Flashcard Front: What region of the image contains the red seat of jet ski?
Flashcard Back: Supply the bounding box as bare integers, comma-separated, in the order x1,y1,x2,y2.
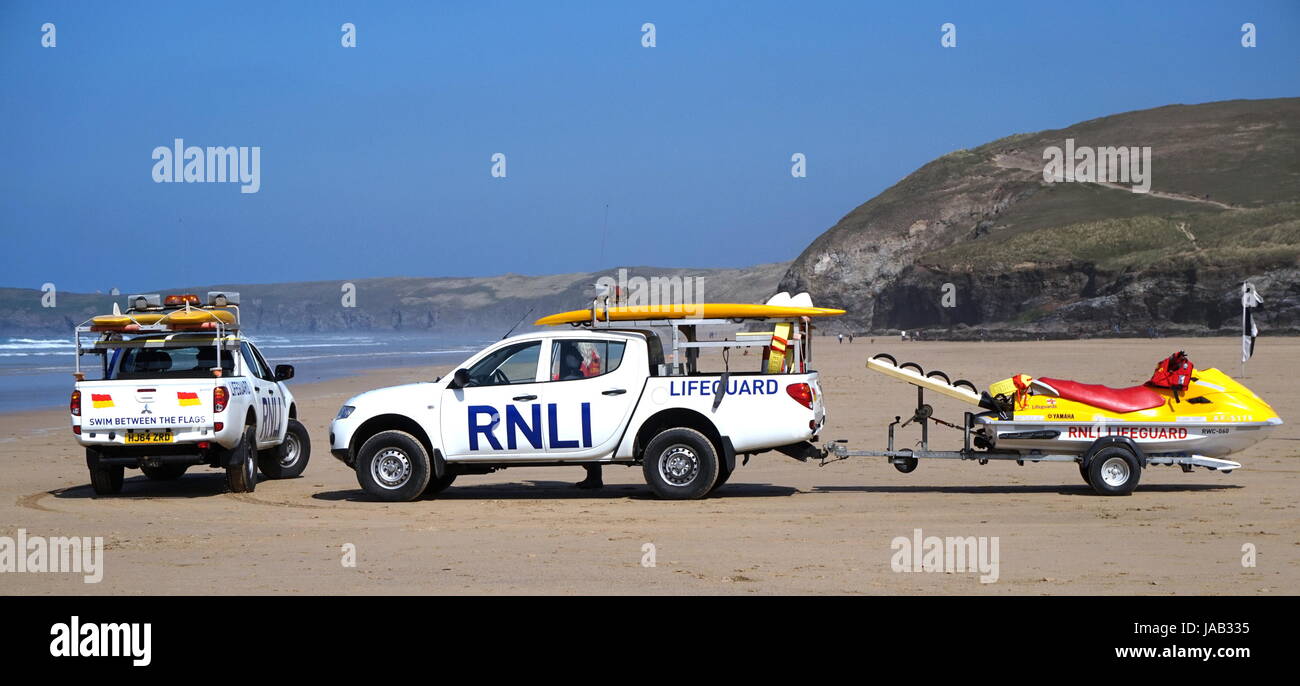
1034,378,1166,414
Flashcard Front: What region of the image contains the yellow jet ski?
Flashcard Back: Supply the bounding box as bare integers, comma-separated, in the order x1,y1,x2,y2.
829,351,1283,495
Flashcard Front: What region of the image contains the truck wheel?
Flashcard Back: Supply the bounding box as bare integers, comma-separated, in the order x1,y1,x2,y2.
141,464,187,480
86,449,124,495
642,428,719,500
356,430,431,501
1087,445,1141,496
709,458,733,493
422,472,457,496
1078,460,1090,484
226,425,258,493
258,418,311,479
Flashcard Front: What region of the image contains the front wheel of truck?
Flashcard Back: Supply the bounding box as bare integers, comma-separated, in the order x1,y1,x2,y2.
86,448,124,495
258,418,311,479
642,427,719,500
226,425,258,493
356,430,431,502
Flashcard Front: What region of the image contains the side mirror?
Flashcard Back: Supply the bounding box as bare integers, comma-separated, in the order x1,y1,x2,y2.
450,368,471,389
274,364,295,381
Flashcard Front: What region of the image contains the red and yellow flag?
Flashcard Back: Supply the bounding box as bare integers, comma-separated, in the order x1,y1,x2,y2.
91,393,114,409
177,391,201,407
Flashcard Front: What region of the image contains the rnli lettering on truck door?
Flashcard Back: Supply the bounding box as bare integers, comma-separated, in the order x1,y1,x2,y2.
467,403,592,451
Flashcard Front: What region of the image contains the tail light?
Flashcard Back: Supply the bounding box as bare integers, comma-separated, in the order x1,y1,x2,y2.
213,386,229,413
786,383,814,409
214,422,224,432
70,390,81,416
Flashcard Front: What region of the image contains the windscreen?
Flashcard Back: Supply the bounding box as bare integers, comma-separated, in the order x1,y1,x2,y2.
113,344,235,380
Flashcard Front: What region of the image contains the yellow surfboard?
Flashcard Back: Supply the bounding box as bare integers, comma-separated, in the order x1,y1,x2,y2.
535,303,845,326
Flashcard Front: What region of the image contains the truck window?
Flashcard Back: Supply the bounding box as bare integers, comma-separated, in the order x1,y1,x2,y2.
550,340,625,381
249,344,276,379
240,343,269,379
465,341,540,386
115,344,234,379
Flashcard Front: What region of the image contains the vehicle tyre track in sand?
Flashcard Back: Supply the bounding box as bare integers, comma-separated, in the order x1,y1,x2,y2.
225,491,331,510
17,489,62,513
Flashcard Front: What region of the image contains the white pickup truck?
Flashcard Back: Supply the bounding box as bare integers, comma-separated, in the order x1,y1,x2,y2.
71,293,310,495
330,310,832,501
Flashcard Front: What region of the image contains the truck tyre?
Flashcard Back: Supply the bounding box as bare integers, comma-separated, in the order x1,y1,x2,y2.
141,464,187,480
642,427,719,500
1087,445,1141,496
86,448,124,495
1078,460,1090,484
709,457,734,493
258,418,311,479
356,430,432,502
422,472,457,496
226,424,258,493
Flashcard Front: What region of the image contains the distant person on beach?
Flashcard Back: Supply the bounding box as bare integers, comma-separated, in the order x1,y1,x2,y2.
848,334,853,343
837,333,843,344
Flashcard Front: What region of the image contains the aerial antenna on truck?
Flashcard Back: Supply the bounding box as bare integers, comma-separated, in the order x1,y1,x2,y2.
501,307,535,340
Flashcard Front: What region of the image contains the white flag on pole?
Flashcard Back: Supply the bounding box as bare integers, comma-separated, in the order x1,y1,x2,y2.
1242,282,1263,363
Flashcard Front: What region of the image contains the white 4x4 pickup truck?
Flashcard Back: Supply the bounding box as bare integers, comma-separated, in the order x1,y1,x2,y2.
71,293,310,495
331,308,834,501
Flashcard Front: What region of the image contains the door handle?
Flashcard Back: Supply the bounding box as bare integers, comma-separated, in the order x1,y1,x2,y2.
602,389,627,396
513,394,538,402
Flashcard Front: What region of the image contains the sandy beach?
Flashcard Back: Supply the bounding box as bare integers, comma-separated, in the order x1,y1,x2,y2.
1,336,1296,595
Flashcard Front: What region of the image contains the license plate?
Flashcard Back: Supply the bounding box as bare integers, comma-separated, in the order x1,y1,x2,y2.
125,430,173,444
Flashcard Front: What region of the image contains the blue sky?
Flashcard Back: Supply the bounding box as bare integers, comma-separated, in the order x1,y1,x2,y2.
2,0,1297,292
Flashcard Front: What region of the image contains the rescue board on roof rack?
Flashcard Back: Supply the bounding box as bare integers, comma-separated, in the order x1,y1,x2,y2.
534,303,845,326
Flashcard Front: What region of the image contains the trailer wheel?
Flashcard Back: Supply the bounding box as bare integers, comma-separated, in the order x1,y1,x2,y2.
1078,460,1090,484
86,448,124,495
226,424,258,493
1087,445,1141,496
356,430,432,502
642,428,719,500
894,456,919,473
258,418,311,479
141,464,187,480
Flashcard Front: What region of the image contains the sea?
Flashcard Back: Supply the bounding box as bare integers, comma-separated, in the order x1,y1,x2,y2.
0,333,492,413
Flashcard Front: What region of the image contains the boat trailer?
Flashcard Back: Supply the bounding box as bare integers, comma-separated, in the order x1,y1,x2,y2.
818,355,1243,495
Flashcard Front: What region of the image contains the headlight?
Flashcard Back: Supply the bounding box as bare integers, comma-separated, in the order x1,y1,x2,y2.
336,405,356,419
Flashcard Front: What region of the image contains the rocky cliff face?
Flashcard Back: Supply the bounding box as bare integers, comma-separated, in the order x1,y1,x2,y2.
780,98,1300,338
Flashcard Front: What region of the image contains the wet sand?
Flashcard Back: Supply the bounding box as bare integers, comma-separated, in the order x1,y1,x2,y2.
1,337,1296,595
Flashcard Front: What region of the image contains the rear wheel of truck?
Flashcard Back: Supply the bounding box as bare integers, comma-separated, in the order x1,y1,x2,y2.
642,428,719,500
226,425,258,493
141,464,187,480
709,458,733,494
1087,445,1141,496
356,430,431,502
86,449,124,495
258,418,311,479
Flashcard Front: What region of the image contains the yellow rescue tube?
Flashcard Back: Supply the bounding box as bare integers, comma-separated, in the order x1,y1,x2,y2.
161,309,237,329
89,312,166,331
